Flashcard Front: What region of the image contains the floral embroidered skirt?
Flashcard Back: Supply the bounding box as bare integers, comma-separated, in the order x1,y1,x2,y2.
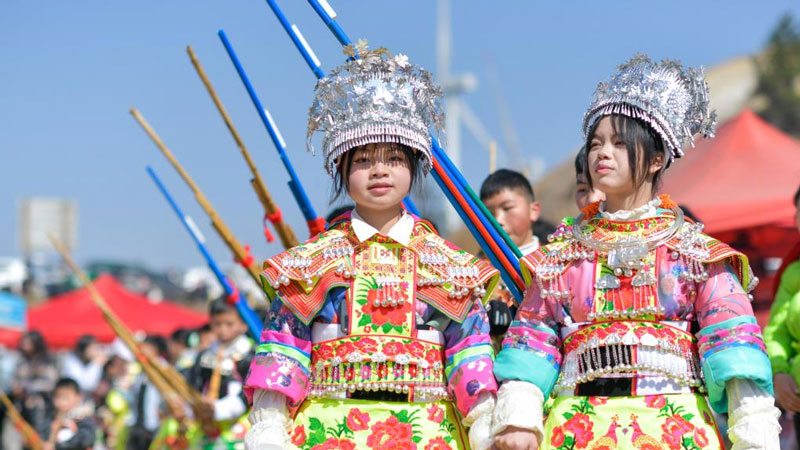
542,394,723,450
290,398,469,450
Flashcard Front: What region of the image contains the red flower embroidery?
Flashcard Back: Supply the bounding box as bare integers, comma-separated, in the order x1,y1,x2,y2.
335,341,356,359
588,397,608,406
315,344,334,360
661,415,695,450
644,395,666,409
425,349,441,364
367,289,382,304
383,341,405,357
426,404,444,424
363,300,411,327
550,425,565,447
346,408,370,431
291,425,306,446
606,322,629,335
592,327,609,339
405,341,426,358
355,338,378,353
605,283,634,311
633,326,651,339
424,437,452,450
659,326,677,340
563,413,595,449
312,437,357,450
693,427,710,448
367,416,417,450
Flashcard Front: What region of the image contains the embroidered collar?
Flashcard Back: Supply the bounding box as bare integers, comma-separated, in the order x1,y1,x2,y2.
351,209,414,246
599,197,661,221
519,236,540,256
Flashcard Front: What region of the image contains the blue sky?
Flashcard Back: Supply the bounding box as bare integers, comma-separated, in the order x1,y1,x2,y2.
1,1,798,269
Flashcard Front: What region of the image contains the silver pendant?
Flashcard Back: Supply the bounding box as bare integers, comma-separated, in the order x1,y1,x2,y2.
631,268,656,286
595,274,621,289
606,237,648,269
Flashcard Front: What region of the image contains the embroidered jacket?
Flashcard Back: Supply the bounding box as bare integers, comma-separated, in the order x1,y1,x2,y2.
494,196,772,413
244,214,500,416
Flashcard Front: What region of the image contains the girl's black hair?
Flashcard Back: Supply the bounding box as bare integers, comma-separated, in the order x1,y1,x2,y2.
75,334,97,358
583,114,666,195
574,146,588,180
20,330,50,361
331,144,423,202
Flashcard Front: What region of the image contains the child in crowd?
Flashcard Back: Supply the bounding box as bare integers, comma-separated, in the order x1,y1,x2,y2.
574,146,605,209
44,378,96,450
480,169,542,256
189,299,253,448
480,169,542,337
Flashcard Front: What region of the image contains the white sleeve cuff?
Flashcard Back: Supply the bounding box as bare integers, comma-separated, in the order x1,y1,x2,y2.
245,390,291,450
491,381,544,443
249,390,289,424
465,392,495,450
726,379,781,450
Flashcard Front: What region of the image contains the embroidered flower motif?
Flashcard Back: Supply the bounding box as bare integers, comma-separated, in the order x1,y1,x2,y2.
315,344,334,360
291,425,306,446
423,436,452,450
355,337,378,353
371,352,387,363
335,342,356,359
660,273,677,295
363,299,411,327
644,395,666,409
346,408,370,431
563,413,595,449
425,349,441,364
550,425,565,447
405,341,426,358
588,397,608,406
693,427,710,448
426,404,444,424
312,437,357,450
383,341,405,357
661,415,695,450
366,416,417,450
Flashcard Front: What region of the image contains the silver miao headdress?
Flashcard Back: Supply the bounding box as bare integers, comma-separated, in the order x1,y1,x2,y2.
583,54,717,165
307,40,445,176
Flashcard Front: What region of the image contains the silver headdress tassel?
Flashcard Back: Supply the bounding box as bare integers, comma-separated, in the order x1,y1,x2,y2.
307,40,445,176
583,55,717,165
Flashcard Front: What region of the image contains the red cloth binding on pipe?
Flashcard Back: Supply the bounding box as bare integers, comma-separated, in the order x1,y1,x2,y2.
262,214,275,243
236,244,256,269
307,217,327,237
226,281,240,306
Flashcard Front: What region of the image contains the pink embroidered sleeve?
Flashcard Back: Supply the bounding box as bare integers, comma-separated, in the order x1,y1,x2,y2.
443,298,497,415
694,260,754,327
693,260,772,413
493,280,562,398
244,297,312,409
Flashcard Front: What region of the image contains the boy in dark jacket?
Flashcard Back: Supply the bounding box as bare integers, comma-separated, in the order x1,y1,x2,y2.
44,378,96,450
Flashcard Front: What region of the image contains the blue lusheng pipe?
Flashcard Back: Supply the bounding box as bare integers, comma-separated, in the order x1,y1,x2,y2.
146,166,263,340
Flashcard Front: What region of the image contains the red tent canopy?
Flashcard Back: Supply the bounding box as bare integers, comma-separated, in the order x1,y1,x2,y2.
0,274,208,350
663,109,800,234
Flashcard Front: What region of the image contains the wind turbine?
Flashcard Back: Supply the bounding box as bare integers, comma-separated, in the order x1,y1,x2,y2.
435,0,509,232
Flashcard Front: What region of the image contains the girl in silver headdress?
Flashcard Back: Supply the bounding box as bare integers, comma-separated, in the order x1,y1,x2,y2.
243,42,499,450
491,55,781,450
